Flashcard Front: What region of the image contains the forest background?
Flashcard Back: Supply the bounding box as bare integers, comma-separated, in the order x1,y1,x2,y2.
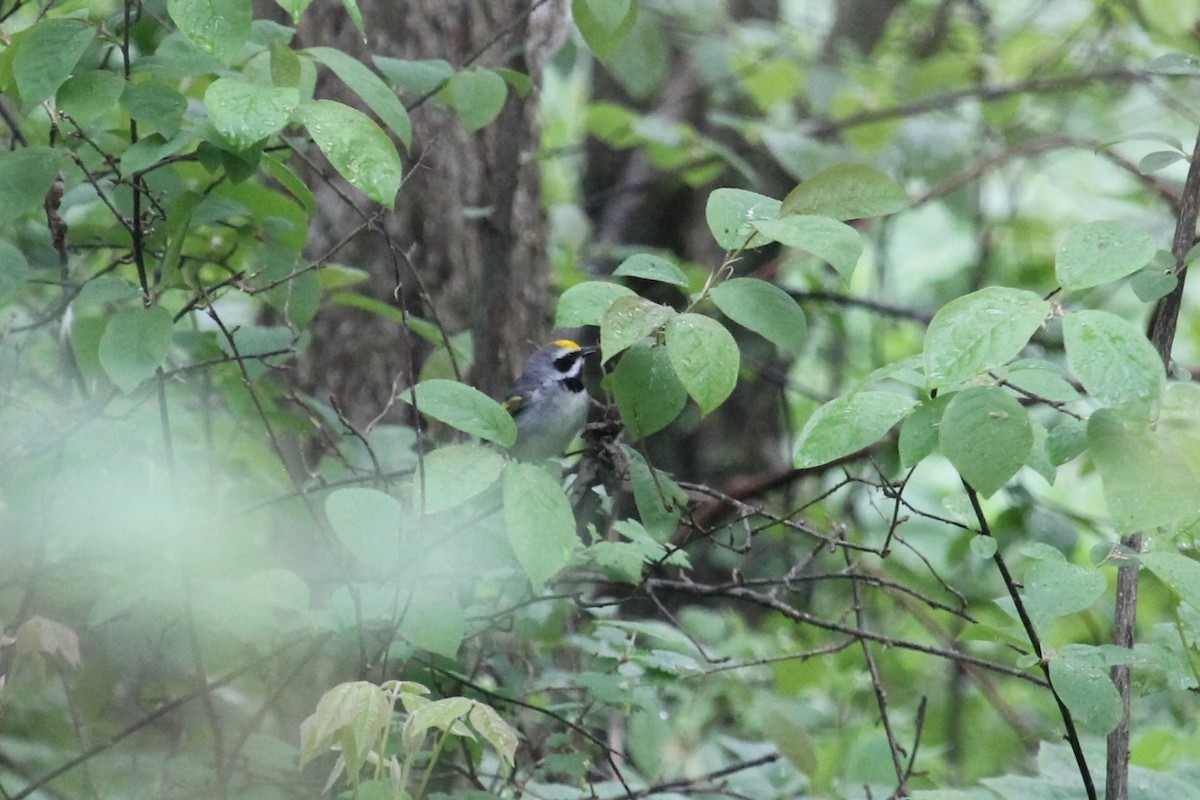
2,1,1200,799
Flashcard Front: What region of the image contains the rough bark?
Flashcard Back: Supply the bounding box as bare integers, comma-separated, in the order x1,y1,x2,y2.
285,0,564,424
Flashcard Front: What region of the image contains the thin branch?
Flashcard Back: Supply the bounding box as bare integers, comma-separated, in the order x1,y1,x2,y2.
844,547,907,793
422,661,635,798
792,290,933,325
807,69,1146,139
1147,121,1200,362
8,641,313,800
403,0,552,113
1108,106,1200,800
647,578,1048,685
898,698,928,796
630,753,780,798
962,481,1096,800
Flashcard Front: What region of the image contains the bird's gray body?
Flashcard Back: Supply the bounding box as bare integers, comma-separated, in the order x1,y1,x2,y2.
504,340,593,461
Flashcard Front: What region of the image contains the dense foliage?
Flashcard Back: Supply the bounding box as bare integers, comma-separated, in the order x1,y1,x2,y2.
2,2,1200,800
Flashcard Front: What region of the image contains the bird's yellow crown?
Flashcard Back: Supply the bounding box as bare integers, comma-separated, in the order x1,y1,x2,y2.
551,339,582,350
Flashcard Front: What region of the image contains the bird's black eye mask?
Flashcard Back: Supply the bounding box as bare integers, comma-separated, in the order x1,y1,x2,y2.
554,352,579,373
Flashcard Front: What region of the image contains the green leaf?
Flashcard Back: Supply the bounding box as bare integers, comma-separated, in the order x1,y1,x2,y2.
1024,560,1106,619
602,9,669,100
1027,420,1055,487
401,379,516,447
583,0,631,31
1149,53,1200,75
572,0,637,59
1055,220,1156,291
13,19,96,109
440,68,508,133
1139,150,1186,174
13,616,81,666
98,306,174,393
274,0,313,23
614,518,690,569
970,536,998,559
298,99,403,208
503,462,578,589
0,147,66,226
166,0,252,64
608,342,687,438
57,70,125,126
621,445,687,542
373,56,453,96
751,215,863,278
120,131,198,175
122,83,187,139
709,277,806,356
1096,130,1185,152
269,39,303,87
1130,267,1178,303
587,541,647,584
299,681,390,770
780,163,909,220
261,153,317,214
324,487,402,568
1138,552,1200,612
761,706,818,777
340,0,365,40
305,47,411,148
1049,655,1122,736
1046,416,1088,466
1033,422,1065,484
939,387,1032,498
0,240,30,302
600,295,675,360
492,67,532,97
1087,409,1200,534
898,394,949,469
205,79,299,150
213,324,295,371
705,188,781,250
794,391,914,468
613,253,688,286
999,361,1080,403
585,102,638,147
665,313,740,415
924,287,1049,389
556,281,637,328
468,702,519,768
742,59,805,111
157,191,200,290
1064,310,1165,418
74,275,141,309
402,697,473,753
398,584,465,658
419,444,505,514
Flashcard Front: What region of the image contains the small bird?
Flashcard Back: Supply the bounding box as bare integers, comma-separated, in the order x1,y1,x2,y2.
502,339,597,461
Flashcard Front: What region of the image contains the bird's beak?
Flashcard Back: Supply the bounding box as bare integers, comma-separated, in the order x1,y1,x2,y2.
579,345,600,357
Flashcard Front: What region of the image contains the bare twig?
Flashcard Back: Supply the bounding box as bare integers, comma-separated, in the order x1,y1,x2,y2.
808,69,1146,139
962,482,1096,800
8,640,318,800
648,578,1049,686
844,547,908,794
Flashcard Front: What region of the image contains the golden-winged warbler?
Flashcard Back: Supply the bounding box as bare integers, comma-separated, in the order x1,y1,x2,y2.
502,339,597,461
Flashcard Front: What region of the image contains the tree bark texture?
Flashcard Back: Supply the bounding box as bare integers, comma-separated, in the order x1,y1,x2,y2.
286,0,565,423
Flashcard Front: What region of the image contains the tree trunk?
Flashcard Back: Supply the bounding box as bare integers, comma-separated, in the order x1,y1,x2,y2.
287,0,564,424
